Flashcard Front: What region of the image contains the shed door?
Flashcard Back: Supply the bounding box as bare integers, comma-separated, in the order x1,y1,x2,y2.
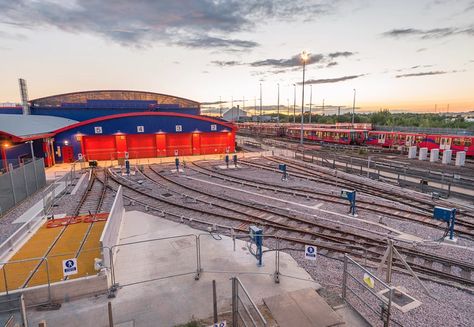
127,134,156,159
83,136,117,161
200,133,228,154
166,134,193,156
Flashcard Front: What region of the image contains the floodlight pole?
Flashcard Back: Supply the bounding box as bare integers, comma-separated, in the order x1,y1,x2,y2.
293,84,296,123
309,85,312,124
352,88,356,125
277,83,280,126
300,51,307,145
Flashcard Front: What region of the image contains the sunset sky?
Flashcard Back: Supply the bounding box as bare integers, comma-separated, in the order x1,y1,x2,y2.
0,0,473,114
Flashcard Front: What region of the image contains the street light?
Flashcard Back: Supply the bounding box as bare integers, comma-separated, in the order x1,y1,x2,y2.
309,84,313,124
293,83,296,124
352,88,356,125
259,83,263,124
277,83,280,126
300,51,308,145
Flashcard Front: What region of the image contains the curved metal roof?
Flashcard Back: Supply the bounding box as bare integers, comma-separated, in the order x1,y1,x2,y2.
0,114,78,141
30,90,200,108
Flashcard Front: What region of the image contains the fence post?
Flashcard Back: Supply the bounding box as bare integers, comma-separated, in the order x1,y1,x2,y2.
274,238,280,283
342,255,348,300
3,265,9,295
212,280,218,323
23,165,30,196
20,294,28,327
232,277,238,327
108,302,114,327
9,169,17,204
33,158,39,190
45,258,52,303
195,236,201,280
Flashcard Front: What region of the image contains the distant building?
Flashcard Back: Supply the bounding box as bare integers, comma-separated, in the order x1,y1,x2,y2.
223,106,247,122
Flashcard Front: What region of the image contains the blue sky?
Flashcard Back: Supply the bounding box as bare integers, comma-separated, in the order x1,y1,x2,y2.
0,0,473,113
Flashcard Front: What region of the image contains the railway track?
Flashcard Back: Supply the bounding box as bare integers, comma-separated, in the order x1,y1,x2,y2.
264,156,474,218
100,164,474,291
243,156,474,229
22,169,109,287
188,160,474,239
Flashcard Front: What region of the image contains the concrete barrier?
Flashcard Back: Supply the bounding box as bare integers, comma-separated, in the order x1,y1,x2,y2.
430,149,439,162
419,148,428,161
99,186,124,270
442,149,452,164
21,274,108,306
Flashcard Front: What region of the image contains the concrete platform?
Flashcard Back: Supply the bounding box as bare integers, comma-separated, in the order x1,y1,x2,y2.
264,288,344,327
28,211,321,327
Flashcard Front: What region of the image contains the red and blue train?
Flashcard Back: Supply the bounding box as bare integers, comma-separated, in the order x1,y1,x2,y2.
237,123,474,156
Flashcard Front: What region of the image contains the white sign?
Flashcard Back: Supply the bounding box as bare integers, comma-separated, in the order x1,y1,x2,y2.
137,125,144,133
208,321,226,327
78,153,83,160
175,125,183,132
304,245,317,261
211,124,217,131
62,258,78,276
94,126,103,134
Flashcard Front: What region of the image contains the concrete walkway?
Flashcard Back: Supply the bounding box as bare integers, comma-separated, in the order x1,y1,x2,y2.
27,211,321,327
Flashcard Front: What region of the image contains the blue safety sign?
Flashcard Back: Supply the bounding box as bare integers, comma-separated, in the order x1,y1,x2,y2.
62,258,78,276
304,245,317,261
208,321,226,327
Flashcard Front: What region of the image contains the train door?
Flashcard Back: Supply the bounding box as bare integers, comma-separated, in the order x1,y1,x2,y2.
440,137,451,150
378,133,386,144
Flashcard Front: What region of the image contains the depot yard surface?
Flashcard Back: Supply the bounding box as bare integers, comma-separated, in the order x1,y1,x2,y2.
113,157,473,327
2,151,473,326
0,219,105,291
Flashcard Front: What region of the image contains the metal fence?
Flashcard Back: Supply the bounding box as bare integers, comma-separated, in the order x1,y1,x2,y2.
0,158,46,216
232,277,267,327
342,254,394,327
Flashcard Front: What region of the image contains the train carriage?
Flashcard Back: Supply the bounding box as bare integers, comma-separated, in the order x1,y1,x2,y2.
287,127,367,145
420,135,474,156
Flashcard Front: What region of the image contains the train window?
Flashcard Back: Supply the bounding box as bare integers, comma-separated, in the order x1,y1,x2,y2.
435,137,440,143
465,138,472,146
453,138,461,146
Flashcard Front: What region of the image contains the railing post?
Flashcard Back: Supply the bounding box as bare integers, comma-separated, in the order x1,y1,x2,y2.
3,264,9,295
45,258,52,303
195,235,201,280
342,254,348,300
274,238,280,283
232,277,238,327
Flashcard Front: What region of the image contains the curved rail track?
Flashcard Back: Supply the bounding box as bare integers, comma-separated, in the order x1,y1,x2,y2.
188,160,474,239
98,164,474,291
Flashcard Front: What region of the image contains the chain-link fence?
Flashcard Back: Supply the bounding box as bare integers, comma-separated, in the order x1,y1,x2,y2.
0,158,46,216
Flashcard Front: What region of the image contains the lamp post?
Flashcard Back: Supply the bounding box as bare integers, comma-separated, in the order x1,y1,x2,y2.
309,84,313,124
352,88,356,125
293,83,296,124
277,83,280,126
259,83,263,124
287,98,290,123
300,51,308,145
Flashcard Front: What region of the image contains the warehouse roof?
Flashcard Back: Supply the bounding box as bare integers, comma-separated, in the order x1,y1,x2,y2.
30,90,200,108
0,114,78,141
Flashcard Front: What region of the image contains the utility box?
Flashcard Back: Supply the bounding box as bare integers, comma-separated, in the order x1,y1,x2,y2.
442,149,452,164
433,206,455,223
408,146,417,159
430,148,439,162
455,151,466,167
419,147,428,161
